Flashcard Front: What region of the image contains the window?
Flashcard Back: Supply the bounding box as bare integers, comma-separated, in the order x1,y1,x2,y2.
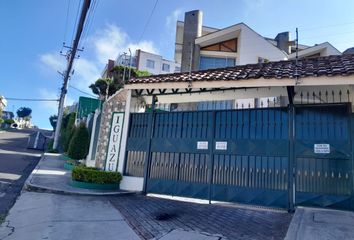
175,66,181,72
162,63,170,72
199,56,235,70
146,59,155,69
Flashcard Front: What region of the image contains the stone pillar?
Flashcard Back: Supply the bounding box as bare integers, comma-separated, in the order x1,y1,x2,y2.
180,10,203,72
117,90,132,173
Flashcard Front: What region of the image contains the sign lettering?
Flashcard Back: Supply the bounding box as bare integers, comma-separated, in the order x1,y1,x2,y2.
105,112,124,171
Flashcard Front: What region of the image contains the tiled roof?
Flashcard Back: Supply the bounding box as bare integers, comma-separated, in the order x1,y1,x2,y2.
127,54,354,84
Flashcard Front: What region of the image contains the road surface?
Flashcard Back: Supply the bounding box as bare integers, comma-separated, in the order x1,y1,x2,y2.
0,129,43,219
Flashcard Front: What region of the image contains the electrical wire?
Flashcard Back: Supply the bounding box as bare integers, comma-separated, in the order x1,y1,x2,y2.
80,0,99,48
5,98,59,102
63,0,71,45
71,0,83,45
137,0,159,43
69,85,98,98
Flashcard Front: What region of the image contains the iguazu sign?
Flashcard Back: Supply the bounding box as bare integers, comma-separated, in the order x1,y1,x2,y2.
105,112,124,171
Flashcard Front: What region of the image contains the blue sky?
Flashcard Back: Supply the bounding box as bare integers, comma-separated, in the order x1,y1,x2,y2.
1,0,354,129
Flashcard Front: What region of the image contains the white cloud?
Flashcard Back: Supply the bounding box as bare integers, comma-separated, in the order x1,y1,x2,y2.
38,88,74,115
166,9,182,29
242,0,265,8
39,53,66,72
38,23,159,105
91,24,158,64
72,58,101,89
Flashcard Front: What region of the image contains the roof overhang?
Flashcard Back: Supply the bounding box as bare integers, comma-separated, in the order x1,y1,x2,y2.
125,75,354,90
195,23,243,47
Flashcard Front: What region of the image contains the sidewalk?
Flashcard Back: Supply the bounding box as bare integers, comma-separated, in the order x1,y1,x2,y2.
24,153,134,196
0,192,140,240
285,207,354,240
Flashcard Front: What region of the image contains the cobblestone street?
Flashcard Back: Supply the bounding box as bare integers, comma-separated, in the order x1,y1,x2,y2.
109,195,293,240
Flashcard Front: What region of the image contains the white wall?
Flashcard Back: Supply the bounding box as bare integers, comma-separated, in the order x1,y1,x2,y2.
238,25,288,65
138,51,180,75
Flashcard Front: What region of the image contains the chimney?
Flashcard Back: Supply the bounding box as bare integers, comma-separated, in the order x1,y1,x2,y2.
181,10,203,72
275,32,291,54
107,59,115,78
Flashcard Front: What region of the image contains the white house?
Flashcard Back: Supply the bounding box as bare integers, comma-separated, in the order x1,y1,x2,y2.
176,10,341,72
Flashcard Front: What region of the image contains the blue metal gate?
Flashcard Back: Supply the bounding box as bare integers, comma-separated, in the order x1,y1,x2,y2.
124,104,353,210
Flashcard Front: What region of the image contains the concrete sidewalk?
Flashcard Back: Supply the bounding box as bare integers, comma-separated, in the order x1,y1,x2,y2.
24,153,135,196
285,207,354,240
0,192,140,240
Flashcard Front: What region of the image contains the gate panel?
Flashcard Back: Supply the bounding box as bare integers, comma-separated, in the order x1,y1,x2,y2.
295,104,353,209
124,113,152,177
211,108,289,208
146,111,212,199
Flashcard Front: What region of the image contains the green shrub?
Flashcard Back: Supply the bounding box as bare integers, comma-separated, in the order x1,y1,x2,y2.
60,112,76,152
72,166,122,184
4,119,15,125
67,122,90,160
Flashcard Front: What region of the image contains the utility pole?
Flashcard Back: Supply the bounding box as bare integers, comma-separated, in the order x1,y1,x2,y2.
53,0,91,150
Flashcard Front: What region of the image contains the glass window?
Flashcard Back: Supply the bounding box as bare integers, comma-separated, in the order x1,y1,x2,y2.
162,63,170,72
199,56,236,70
175,66,181,72
146,59,155,69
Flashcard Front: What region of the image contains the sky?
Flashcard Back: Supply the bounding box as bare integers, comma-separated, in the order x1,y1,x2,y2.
1,0,354,129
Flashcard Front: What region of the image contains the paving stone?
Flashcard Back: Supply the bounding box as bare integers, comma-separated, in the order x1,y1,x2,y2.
109,195,293,240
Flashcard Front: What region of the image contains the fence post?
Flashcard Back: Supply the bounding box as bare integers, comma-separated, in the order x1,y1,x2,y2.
208,111,216,204
142,95,157,193
288,104,295,212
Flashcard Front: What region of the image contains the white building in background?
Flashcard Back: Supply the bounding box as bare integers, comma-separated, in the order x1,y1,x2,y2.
114,50,181,75
176,10,341,72
0,96,7,111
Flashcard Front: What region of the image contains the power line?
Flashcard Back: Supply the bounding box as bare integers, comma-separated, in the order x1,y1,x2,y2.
300,20,354,32
5,98,59,102
137,0,159,43
80,0,99,48
71,0,83,45
63,0,71,44
69,85,97,98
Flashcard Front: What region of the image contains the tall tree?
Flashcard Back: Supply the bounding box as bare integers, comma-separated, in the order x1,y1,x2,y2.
17,107,32,118
49,115,58,130
89,66,150,99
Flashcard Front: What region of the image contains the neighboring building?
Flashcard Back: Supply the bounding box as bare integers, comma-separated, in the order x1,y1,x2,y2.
175,10,341,72
343,47,354,55
133,50,181,75
102,50,181,78
76,96,101,123
0,96,7,111
2,111,14,120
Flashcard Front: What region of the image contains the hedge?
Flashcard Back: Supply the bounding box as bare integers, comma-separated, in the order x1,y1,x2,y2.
67,122,90,160
72,166,122,184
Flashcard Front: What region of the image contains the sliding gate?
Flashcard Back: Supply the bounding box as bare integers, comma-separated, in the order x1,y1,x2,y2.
125,108,290,208
124,104,353,210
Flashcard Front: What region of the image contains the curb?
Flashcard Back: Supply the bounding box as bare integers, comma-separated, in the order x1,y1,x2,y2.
23,153,139,197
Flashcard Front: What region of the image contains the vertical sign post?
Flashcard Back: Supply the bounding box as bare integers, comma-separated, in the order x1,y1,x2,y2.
105,112,125,171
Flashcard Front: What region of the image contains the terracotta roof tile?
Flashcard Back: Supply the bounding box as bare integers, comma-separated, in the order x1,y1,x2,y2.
127,54,354,84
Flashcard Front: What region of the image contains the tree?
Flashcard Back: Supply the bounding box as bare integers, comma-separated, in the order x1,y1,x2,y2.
49,115,58,130
60,112,76,152
89,66,151,99
67,122,90,160
17,107,32,118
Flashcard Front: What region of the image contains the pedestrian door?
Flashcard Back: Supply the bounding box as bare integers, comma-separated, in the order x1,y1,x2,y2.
294,104,353,210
